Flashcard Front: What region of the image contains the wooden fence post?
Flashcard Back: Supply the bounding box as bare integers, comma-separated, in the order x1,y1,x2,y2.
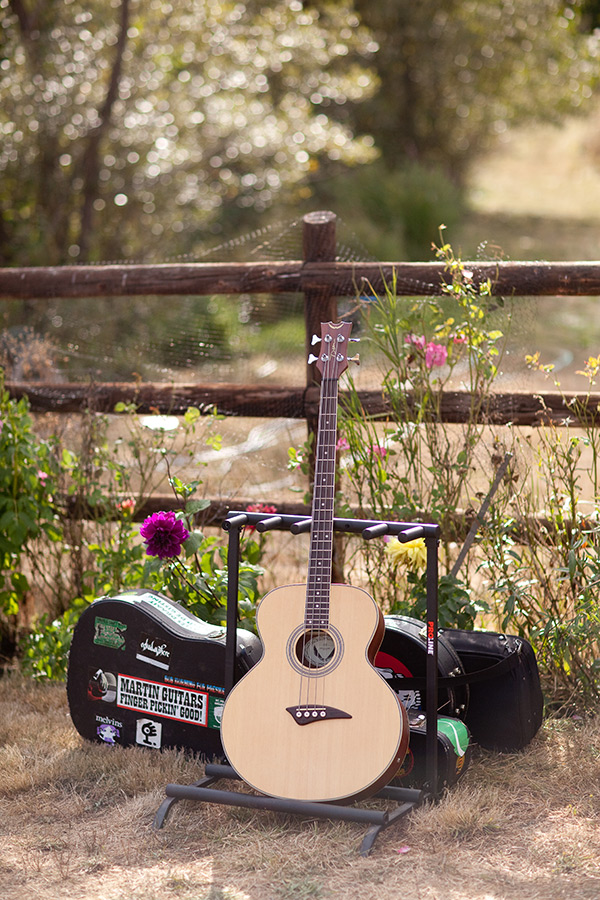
302,210,345,581
302,210,338,463
302,211,338,389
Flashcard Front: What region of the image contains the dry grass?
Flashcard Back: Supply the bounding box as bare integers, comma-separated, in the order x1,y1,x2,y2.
1,673,600,900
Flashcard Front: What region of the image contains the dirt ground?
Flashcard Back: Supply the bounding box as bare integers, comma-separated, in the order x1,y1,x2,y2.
1,674,600,900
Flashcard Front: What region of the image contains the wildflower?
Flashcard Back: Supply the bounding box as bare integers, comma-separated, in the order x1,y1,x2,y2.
576,355,600,384
336,436,350,452
425,342,448,369
140,510,189,559
37,470,49,485
525,352,554,374
385,537,427,572
117,498,136,517
246,503,277,515
370,443,388,460
405,333,426,351
245,502,277,532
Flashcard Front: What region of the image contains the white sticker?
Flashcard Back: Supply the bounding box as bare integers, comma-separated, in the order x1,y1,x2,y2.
136,718,162,749
117,674,208,726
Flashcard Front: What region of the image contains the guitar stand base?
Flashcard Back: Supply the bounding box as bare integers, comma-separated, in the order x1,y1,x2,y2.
152,764,431,857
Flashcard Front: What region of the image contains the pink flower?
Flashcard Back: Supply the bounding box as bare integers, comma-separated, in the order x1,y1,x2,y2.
370,443,388,460
140,511,189,559
405,333,426,350
37,470,49,485
336,436,350,451
245,502,277,532
246,503,277,515
117,498,136,516
425,342,448,369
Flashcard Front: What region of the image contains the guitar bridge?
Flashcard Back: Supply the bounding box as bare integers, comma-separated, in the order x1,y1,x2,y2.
286,705,352,725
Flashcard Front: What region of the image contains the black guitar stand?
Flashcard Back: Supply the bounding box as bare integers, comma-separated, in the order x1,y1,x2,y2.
153,512,441,856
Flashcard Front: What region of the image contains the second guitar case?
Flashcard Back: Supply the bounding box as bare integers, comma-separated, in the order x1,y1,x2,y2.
378,615,543,752
439,627,544,751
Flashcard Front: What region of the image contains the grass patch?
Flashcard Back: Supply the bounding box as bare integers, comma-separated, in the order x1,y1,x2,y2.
2,673,600,900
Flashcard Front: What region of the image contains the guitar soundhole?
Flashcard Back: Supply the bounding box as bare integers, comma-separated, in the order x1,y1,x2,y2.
286,624,344,676
293,629,340,671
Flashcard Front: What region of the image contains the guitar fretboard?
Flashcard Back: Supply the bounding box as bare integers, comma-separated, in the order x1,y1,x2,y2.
306,375,338,628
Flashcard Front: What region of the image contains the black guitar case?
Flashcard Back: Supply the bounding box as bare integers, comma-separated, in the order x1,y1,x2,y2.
439,627,544,751
395,714,472,792
375,615,470,720
379,615,543,752
66,589,262,757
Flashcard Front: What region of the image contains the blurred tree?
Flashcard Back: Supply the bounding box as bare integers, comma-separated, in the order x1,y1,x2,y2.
352,0,600,183
580,0,600,30
0,0,378,264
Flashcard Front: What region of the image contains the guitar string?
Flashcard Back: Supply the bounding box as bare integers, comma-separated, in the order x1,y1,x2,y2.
299,331,341,714
300,334,328,710
299,340,330,711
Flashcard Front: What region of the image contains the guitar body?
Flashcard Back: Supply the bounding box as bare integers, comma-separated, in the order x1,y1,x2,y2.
221,582,409,803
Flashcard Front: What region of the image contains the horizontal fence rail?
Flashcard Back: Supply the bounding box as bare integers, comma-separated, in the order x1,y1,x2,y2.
5,382,600,427
3,260,600,299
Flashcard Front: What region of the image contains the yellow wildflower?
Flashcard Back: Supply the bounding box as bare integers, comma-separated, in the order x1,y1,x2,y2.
385,537,427,572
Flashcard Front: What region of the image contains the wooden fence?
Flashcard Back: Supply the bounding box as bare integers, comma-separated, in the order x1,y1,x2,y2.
2,209,600,524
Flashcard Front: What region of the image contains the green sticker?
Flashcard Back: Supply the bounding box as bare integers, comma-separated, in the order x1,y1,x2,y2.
208,696,224,729
437,717,469,757
94,617,127,650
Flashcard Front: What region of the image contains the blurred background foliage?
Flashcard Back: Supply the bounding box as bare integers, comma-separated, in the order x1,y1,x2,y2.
2,0,600,266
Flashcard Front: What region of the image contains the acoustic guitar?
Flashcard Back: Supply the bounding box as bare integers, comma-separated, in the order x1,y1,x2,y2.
220,321,408,803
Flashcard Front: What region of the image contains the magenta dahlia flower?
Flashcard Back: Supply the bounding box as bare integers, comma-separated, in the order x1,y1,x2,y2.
140,511,189,559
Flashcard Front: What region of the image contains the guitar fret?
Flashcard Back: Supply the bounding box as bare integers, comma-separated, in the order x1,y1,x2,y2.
303,333,351,630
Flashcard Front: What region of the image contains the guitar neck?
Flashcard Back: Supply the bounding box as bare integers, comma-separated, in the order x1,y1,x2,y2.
306,375,339,628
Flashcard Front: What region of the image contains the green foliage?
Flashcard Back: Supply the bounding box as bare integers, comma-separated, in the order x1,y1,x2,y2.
142,517,264,632
316,161,465,260
0,394,229,678
341,232,506,528
387,572,478,630
0,379,60,624
288,236,510,628
21,599,89,682
17,418,268,680
328,241,600,701
478,358,600,707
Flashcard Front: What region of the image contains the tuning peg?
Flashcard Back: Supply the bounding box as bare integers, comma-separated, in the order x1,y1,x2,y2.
349,337,360,342
308,353,319,364
349,354,360,365
311,334,321,345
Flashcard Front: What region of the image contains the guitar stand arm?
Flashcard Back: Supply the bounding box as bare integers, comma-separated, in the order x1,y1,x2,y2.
154,512,441,856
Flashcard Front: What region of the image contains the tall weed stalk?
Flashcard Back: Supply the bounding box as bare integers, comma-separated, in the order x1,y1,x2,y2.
337,236,512,626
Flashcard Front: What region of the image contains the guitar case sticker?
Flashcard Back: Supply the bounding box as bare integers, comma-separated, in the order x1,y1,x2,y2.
136,718,162,749
117,674,208,725
97,722,121,744
394,715,472,792
93,617,127,650
135,633,172,670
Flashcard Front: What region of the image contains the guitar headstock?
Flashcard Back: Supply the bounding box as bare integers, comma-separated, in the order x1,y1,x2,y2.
309,321,353,379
